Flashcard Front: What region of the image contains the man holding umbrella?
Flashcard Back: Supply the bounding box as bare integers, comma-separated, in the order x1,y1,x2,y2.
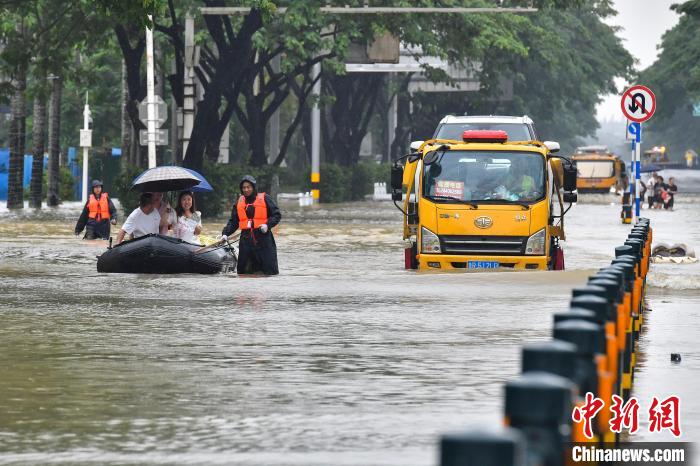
220,175,281,275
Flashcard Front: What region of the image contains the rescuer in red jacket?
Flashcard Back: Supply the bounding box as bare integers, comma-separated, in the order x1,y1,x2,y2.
74,180,117,240
221,175,281,275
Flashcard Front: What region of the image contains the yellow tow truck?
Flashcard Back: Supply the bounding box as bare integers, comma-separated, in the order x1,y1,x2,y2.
390,130,578,271
571,146,625,194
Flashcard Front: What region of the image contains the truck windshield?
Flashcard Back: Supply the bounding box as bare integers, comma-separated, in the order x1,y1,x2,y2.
423,151,545,203
576,160,614,178
434,123,532,142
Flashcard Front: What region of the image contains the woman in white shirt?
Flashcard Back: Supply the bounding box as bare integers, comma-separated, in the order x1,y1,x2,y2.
116,192,161,244
173,191,203,244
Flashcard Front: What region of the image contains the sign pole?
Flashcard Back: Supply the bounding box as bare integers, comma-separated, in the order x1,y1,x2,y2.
634,126,641,219
80,92,92,205
146,14,157,168
620,85,656,223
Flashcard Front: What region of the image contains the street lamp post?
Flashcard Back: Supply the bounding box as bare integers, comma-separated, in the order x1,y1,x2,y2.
79,93,92,204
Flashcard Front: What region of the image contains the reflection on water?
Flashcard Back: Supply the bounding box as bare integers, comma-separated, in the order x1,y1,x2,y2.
1,172,699,465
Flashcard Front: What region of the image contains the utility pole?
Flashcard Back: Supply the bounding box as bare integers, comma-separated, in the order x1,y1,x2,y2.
80,92,92,204
310,62,321,202
145,14,157,168
182,13,196,157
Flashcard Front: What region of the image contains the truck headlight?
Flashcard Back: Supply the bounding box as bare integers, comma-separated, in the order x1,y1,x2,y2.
421,226,441,253
525,228,546,255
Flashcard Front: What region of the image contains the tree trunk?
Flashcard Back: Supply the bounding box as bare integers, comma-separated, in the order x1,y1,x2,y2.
30,97,47,208
323,73,384,167
7,66,27,210
121,60,132,165
183,10,263,172
390,75,413,161
114,25,147,169
248,122,267,167
47,76,62,207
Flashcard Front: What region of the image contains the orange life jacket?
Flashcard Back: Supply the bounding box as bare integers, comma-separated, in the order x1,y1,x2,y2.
87,193,111,221
237,193,268,230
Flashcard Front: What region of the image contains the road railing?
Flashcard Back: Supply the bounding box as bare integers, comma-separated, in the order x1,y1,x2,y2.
440,217,653,466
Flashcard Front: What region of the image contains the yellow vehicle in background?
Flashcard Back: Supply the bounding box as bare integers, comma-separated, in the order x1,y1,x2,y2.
391,130,578,271
571,146,625,193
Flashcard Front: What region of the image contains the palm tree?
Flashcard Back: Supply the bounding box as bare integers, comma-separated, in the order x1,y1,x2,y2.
29,96,46,208
7,64,26,210
46,74,61,207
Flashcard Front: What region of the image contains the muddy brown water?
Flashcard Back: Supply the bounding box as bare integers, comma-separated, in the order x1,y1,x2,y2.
1,175,699,464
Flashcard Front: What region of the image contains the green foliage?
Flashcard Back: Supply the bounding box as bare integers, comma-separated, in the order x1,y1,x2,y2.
311,162,391,203
112,162,142,214
22,166,73,202
481,4,633,152
639,1,700,156
402,2,633,155
197,162,283,218
30,166,76,202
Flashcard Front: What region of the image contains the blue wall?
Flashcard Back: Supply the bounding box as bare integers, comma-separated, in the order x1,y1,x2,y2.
0,149,50,200
0,148,8,200
1,148,122,201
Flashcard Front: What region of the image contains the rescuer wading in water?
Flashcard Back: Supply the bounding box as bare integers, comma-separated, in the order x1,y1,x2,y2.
220,175,281,275
74,180,117,239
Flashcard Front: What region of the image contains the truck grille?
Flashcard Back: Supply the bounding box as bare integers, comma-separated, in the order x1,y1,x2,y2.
439,235,527,255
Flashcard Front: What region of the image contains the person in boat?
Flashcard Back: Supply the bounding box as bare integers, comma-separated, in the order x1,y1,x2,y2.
151,192,175,235
173,191,203,244
116,192,161,244
74,179,117,240
220,175,281,275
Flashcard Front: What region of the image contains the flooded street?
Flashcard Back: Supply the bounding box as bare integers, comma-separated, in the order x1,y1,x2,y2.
1,170,699,465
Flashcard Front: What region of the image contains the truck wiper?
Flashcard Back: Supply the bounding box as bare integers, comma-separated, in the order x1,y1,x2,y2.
474,199,530,210
426,195,478,209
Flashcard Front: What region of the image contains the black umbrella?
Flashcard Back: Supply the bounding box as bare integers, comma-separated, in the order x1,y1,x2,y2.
131,166,201,192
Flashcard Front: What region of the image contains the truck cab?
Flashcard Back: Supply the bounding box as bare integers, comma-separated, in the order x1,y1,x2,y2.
392,130,577,271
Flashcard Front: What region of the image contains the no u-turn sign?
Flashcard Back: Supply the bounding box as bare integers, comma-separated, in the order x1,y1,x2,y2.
621,85,656,123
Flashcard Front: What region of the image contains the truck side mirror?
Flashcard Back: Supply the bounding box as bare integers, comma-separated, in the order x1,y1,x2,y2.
407,152,421,163
391,164,403,201
563,161,577,192
563,192,578,204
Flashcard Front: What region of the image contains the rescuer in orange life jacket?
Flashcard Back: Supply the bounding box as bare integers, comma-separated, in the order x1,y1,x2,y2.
220,175,281,275
74,179,118,240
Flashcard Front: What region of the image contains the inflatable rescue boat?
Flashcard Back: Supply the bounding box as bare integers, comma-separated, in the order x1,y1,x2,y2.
97,234,236,274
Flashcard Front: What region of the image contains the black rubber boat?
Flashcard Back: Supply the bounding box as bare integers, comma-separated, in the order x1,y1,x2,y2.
97,234,236,274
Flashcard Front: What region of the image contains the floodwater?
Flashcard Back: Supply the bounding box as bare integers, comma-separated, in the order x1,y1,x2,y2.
0,170,698,465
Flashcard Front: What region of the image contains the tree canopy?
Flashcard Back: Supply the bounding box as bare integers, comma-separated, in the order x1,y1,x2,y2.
639,0,700,158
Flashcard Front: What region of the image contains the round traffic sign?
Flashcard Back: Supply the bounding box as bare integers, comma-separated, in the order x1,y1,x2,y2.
620,85,656,123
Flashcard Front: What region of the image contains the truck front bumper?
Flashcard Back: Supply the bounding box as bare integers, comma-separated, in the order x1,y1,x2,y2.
418,254,549,271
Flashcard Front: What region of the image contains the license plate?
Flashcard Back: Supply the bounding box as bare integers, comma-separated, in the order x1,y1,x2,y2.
468,260,500,269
